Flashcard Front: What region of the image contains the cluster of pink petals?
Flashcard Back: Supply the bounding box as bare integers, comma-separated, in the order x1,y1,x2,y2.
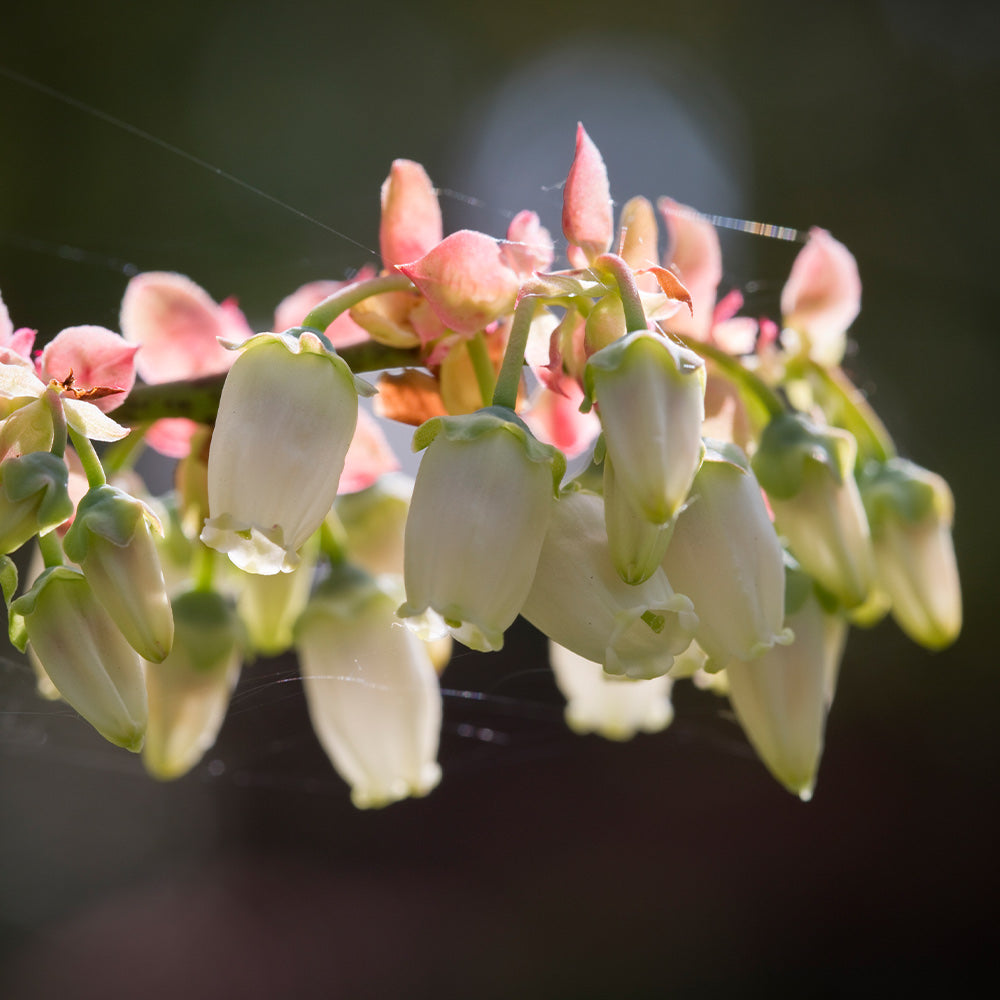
780,227,861,366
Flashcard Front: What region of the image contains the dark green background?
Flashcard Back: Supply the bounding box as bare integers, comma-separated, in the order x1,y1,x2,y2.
1,1,997,996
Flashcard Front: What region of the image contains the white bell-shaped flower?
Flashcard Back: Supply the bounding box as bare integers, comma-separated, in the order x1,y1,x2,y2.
201,331,373,575
521,489,697,679
63,484,174,662
398,408,564,652
584,330,705,526
297,568,443,808
725,566,848,800
12,567,147,751
143,590,243,780
549,641,674,741
662,442,791,670
752,413,875,608
861,458,961,649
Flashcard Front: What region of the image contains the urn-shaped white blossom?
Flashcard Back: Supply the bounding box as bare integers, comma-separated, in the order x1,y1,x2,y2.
297,567,442,808
549,641,674,741
661,442,791,670
11,567,148,751
584,330,705,528
725,565,848,800
752,413,875,608
143,590,243,780
861,458,961,650
398,408,564,652
63,484,174,662
201,332,373,575
521,489,697,679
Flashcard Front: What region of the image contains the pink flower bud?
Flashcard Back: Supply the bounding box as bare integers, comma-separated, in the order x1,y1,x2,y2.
501,211,554,276
379,160,443,268
780,228,861,366
562,124,613,262
397,230,520,337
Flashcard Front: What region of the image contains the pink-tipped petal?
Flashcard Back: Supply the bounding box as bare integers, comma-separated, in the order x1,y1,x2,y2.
659,198,722,339
39,326,139,413
273,276,372,348
0,292,13,344
338,409,400,494
380,160,443,269
502,211,554,277
562,124,613,261
780,228,861,365
120,272,248,383
397,230,520,337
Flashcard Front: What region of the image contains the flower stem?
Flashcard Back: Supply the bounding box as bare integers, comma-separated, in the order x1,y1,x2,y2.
467,333,496,407
594,253,647,332
191,541,216,593
42,389,67,459
492,296,538,411
301,273,415,332
319,513,349,566
38,530,64,569
68,428,107,488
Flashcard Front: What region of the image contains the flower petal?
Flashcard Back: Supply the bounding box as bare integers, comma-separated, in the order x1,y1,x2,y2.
39,325,138,412
120,272,250,383
379,160,443,269
562,123,613,261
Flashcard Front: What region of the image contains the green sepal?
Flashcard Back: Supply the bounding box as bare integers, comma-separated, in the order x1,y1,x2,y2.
701,438,751,474
225,330,376,398
171,590,244,674
751,413,855,500
581,330,704,412
9,565,83,653
62,485,156,562
411,406,566,495
1,451,74,532
859,458,952,531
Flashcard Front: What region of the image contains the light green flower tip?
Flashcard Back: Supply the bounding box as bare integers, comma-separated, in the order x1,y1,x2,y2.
752,413,856,500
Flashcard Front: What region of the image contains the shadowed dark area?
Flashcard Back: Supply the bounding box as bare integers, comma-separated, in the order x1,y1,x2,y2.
1,1,997,996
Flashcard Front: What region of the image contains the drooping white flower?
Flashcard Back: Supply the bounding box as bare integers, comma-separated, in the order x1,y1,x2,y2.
861,458,961,650
398,408,564,653
661,442,791,670
143,590,243,780
200,331,374,575
12,567,147,751
752,413,875,608
62,485,174,662
549,641,674,741
725,565,848,800
521,489,697,679
297,568,442,808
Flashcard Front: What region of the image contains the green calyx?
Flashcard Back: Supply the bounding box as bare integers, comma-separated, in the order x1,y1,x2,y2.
171,590,243,673
581,330,704,413
8,565,85,652
62,485,158,561
751,413,855,500
0,452,74,533
234,331,376,399
412,406,566,495
859,458,952,532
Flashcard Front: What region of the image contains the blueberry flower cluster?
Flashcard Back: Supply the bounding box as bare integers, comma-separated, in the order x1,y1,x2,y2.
0,124,960,804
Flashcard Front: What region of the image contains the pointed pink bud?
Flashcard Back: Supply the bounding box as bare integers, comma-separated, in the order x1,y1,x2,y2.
119,272,252,383
38,326,138,413
338,409,400,494
562,124,613,262
659,198,722,339
501,211,554,276
380,160,443,268
274,272,374,348
780,228,861,366
397,230,520,337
